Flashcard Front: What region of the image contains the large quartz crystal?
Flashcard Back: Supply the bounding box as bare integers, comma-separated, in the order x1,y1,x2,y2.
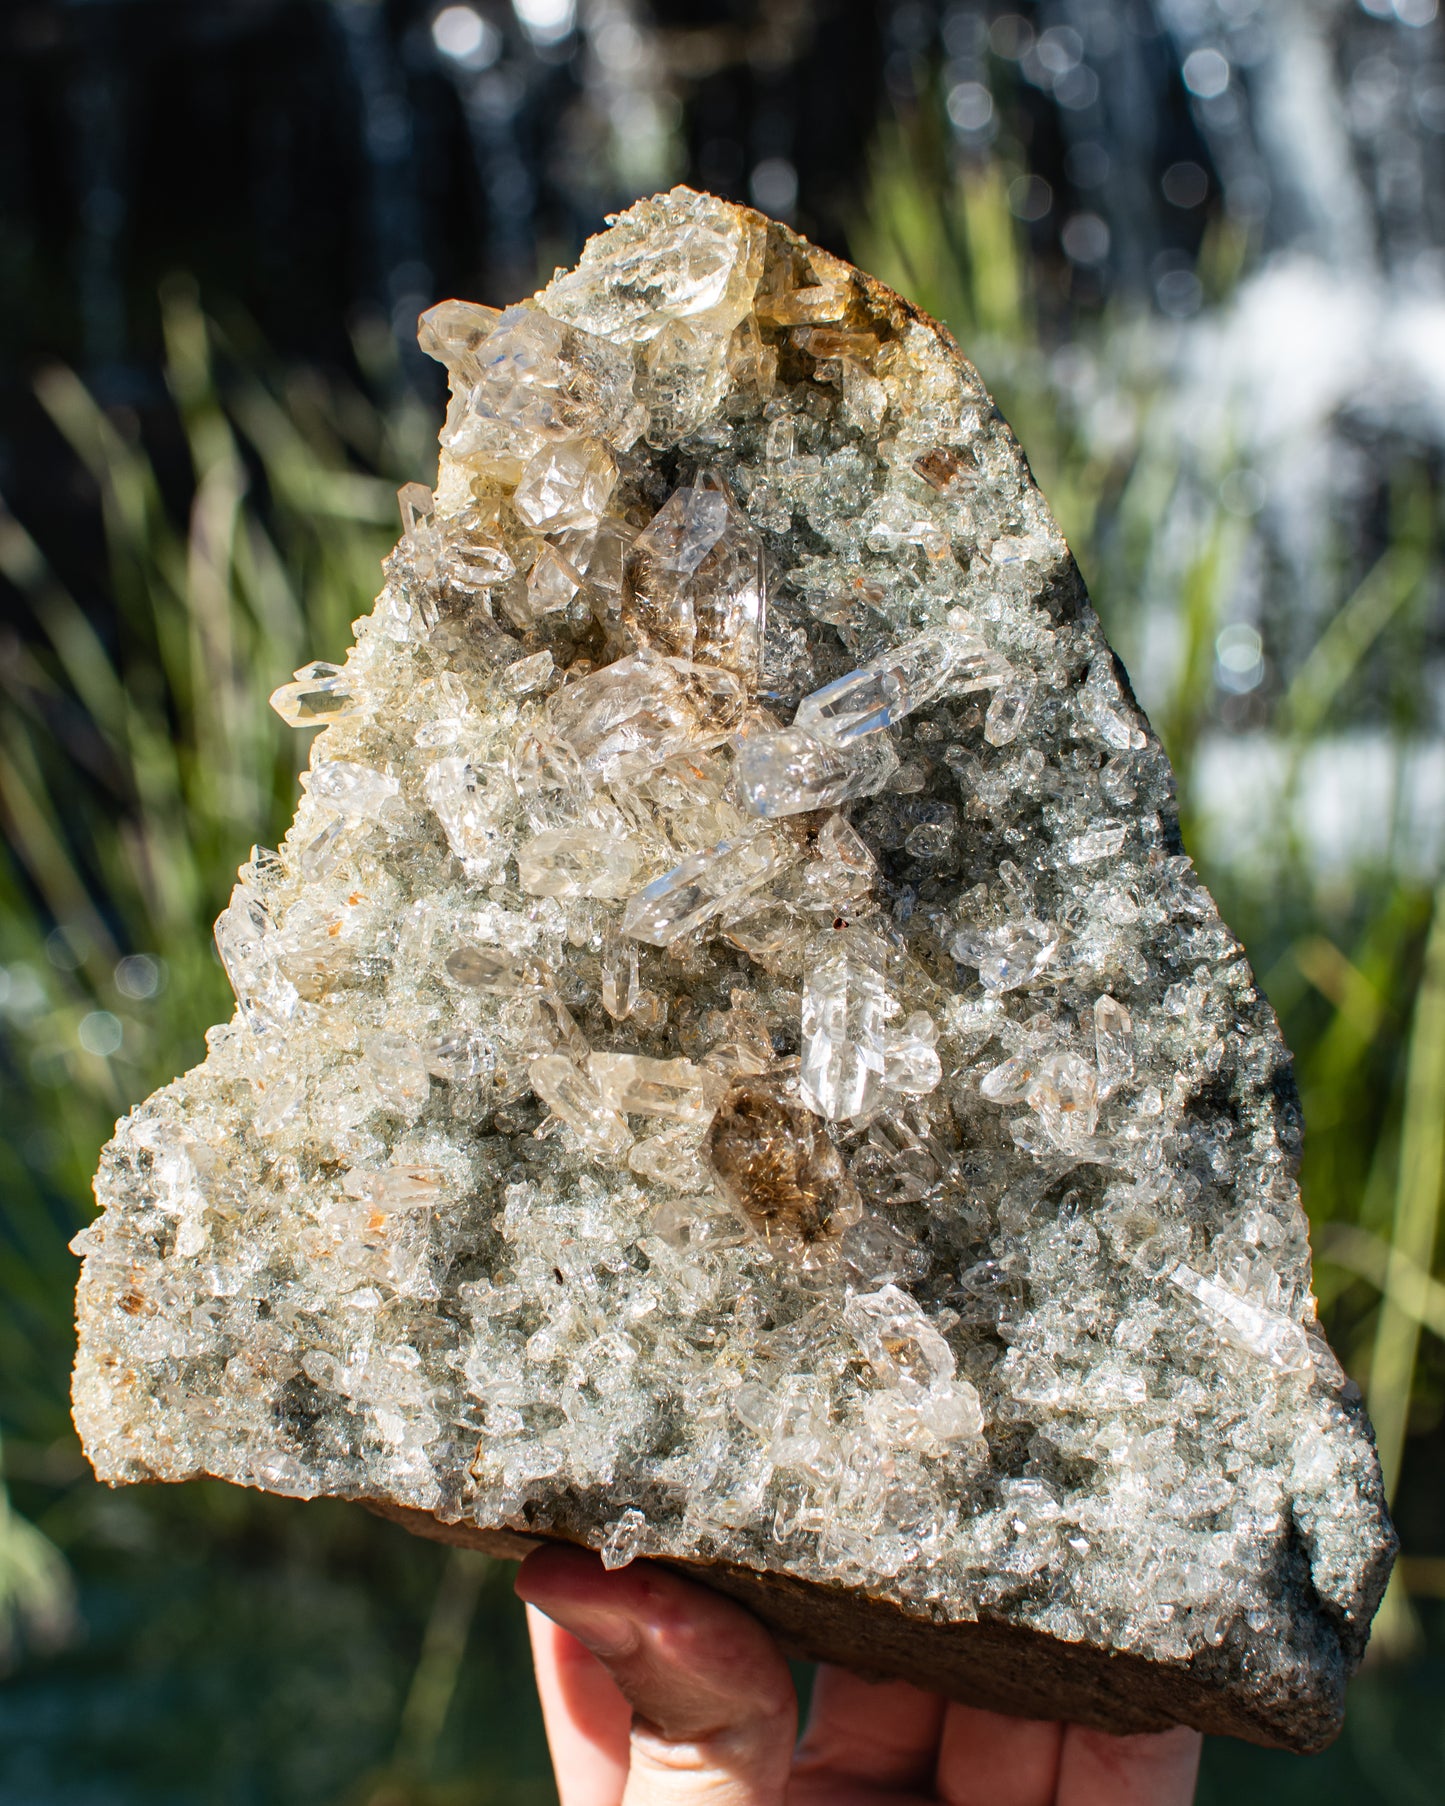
73,190,1394,1752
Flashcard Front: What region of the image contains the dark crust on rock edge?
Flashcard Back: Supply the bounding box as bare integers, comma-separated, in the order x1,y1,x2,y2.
363,1500,1343,1754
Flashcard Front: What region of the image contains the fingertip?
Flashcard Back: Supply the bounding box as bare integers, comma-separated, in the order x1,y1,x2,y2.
519,1543,788,1682
517,1546,644,1659
515,1542,676,1633
518,1541,796,1750
937,1700,1063,1806
1058,1721,1203,1806
515,1540,607,1603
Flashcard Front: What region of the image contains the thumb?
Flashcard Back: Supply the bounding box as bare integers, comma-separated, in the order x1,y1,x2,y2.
517,1544,798,1806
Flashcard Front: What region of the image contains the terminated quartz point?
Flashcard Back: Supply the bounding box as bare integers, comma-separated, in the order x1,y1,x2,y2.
73,190,1394,1753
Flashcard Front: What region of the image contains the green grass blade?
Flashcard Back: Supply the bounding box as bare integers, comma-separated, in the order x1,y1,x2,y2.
1368,883,1445,1503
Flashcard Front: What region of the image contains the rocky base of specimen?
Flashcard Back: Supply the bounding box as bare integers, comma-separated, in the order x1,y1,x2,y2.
368,1499,1359,1751
75,189,1393,1755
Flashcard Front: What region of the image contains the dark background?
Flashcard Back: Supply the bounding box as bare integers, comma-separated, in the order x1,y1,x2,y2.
0,0,1227,622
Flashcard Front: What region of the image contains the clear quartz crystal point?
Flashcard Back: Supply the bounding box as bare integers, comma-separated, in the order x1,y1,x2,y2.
621,828,796,946
733,725,899,819
1022,1051,1100,1152
541,189,759,343
526,545,583,617
1093,995,1135,1098
305,760,403,826
588,1053,728,1125
803,813,876,907
984,677,1037,747
600,925,639,1020
444,945,522,994
755,276,851,326
513,438,617,532
883,1012,942,1098
539,190,764,444
213,885,298,1033
949,919,1062,993
546,651,743,781
599,1508,649,1570
846,1285,959,1386
502,649,554,695
423,758,511,880
794,629,1005,745
425,303,638,463
799,940,891,1121
367,1033,431,1118
341,1162,447,1213
517,827,640,899
416,297,501,369
397,481,437,540
634,481,730,575
629,1123,708,1191
1169,1265,1314,1375
269,662,362,728
529,1054,632,1161
629,470,767,680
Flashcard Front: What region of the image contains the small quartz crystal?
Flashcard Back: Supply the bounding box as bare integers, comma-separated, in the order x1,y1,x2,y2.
621,829,796,946
1169,1264,1315,1375
588,1053,727,1125
733,725,900,818
798,940,890,1121
517,828,640,899
794,630,1006,745
546,651,742,781
444,945,523,993
628,470,767,680
270,661,363,728
513,438,617,533
529,1054,632,1161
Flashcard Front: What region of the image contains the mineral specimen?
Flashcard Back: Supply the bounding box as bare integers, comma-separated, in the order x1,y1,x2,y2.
72,189,1394,1752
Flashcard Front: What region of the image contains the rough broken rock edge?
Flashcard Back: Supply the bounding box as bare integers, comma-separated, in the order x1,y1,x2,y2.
72,189,1395,1753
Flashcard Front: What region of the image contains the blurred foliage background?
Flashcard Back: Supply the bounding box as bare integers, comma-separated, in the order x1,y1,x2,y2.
2,1,1444,1800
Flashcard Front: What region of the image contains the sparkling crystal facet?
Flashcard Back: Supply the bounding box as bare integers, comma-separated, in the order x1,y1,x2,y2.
621,829,796,946
733,726,900,818
799,943,891,1121
794,630,1007,745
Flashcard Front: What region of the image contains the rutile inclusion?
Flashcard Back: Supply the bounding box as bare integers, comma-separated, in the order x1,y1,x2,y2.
73,189,1393,1752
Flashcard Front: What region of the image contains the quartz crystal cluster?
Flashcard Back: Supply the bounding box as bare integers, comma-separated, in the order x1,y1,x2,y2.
73,191,1393,1750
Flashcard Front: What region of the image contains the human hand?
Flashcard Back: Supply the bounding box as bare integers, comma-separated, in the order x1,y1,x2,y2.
517,1545,1202,1806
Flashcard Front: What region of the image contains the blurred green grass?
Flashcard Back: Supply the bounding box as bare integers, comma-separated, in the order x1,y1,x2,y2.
0,127,1441,1801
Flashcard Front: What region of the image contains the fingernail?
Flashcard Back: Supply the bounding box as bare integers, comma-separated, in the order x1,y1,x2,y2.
541,1603,640,1659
